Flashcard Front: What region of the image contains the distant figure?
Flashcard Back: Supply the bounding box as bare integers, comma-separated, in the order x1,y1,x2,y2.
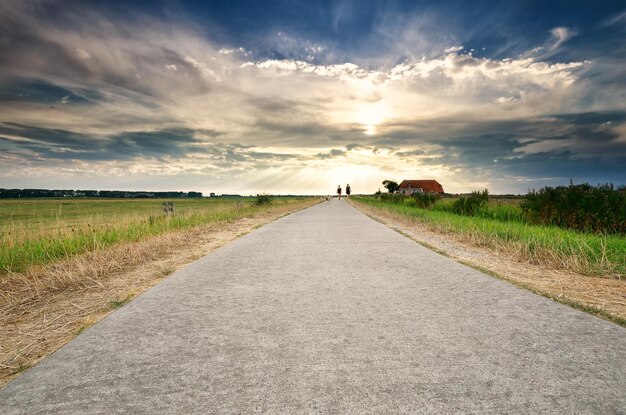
346,184,351,198
337,185,342,200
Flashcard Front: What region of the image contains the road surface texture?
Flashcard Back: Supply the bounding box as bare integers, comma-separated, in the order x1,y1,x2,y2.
1,200,625,414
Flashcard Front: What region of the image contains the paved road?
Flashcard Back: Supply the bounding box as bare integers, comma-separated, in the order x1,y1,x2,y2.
1,200,625,414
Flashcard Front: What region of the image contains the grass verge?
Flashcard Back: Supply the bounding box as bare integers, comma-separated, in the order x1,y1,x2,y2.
353,196,625,279
0,198,319,388
350,198,626,326
1,198,312,274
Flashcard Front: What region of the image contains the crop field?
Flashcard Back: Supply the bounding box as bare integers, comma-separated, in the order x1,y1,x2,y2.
0,197,310,273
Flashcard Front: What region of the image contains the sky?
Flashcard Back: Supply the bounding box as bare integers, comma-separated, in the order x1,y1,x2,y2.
0,0,625,195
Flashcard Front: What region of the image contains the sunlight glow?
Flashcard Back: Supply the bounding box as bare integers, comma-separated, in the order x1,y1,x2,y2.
354,102,390,136
364,124,376,135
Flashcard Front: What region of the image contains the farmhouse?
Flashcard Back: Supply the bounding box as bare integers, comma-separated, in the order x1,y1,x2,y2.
398,180,444,195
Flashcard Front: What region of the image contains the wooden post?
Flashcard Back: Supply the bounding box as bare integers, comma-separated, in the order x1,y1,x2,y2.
163,201,175,216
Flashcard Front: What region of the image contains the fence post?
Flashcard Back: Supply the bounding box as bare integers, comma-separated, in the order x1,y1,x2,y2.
163,201,175,216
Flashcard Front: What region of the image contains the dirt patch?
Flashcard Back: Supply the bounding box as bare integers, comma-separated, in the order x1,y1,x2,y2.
0,200,319,388
350,200,626,325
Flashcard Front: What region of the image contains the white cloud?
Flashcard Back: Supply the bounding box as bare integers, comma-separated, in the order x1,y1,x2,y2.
218,47,249,56
548,26,576,52
444,45,464,53
521,26,577,59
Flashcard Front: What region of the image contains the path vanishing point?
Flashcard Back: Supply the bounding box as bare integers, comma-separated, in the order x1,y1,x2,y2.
1,200,625,414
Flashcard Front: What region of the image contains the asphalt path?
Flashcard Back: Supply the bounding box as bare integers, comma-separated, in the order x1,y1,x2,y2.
1,200,625,414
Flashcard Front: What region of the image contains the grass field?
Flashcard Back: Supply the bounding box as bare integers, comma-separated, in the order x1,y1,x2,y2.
0,197,311,273
353,196,626,278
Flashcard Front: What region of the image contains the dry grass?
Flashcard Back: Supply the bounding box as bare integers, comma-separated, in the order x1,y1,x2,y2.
0,199,318,388
350,200,626,325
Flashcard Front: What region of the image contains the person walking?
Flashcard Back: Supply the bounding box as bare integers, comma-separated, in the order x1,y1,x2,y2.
346,184,351,198
337,185,342,200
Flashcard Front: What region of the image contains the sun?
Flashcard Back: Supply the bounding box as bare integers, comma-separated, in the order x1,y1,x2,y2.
364,124,377,135
355,103,389,136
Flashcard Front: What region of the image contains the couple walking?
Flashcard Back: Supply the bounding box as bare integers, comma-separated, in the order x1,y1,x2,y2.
336,184,351,200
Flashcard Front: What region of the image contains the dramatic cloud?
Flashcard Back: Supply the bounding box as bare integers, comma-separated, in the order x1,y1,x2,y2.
0,0,624,194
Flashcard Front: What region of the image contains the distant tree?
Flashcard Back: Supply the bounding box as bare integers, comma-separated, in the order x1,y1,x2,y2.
0,188,204,199
209,192,216,197
382,180,399,193
254,193,273,205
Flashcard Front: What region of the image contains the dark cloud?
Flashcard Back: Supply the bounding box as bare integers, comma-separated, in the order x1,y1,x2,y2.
0,79,100,105
0,1,214,108
370,110,626,185
247,151,299,161
248,119,370,148
254,119,338,137
0,123,305,170
345,143,364,151
0,122,94,151
549,111,626,125
394,149,426,157
316,148,346,159
0,123,220,161
246,97,299,113
500,151,626,183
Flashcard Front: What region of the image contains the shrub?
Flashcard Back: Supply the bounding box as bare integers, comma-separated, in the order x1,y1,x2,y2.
254,194,273,205
412,192,441,208
377,193,406,204
475,204,525,222
521,183,626,234
453,189,489,216
403,198,417,207
431,199,456,213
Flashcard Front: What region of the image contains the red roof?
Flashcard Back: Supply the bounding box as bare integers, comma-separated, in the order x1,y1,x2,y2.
398,180,444,193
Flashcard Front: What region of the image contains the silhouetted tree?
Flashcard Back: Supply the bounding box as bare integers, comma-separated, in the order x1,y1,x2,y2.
382,180,399,193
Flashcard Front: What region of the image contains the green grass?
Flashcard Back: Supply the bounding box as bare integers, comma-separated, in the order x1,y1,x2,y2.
0,197,313,273
354,196,626,278
110,294,134,309
431,198,526,222
0,198,244,231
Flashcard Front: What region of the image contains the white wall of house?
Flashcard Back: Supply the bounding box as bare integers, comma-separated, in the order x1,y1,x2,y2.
398,187,424,195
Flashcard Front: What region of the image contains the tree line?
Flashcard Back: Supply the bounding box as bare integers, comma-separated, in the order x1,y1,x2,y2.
0,188,203,198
